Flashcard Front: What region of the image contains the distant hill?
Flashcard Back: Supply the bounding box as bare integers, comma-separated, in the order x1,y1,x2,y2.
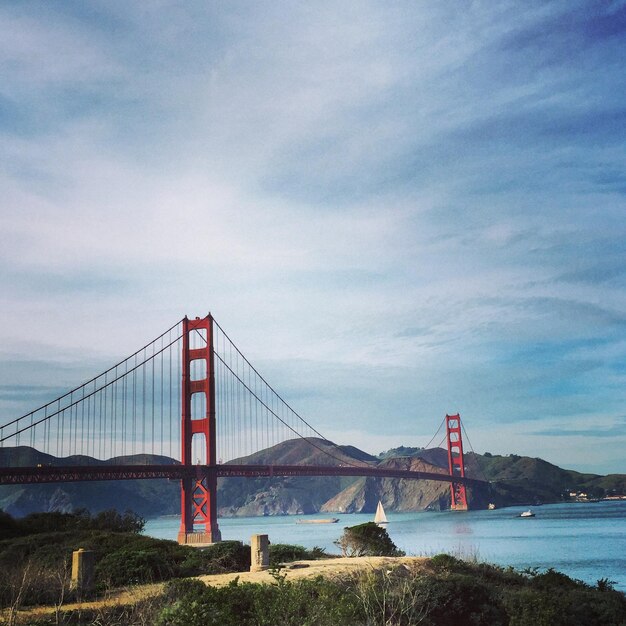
321,448,626,513
0,446,180,518
0,442,623,517
217,438,374,516
468,452,626,506
227,437,377,466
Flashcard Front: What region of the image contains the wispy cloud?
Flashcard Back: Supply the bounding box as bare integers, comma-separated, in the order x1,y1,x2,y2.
531,418,626,439
0,1,625,473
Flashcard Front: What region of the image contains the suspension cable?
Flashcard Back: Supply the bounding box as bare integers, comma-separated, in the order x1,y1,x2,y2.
1,319,184,431
199,324,376,467
461,419,488,481
1,330,183,443
422,415,446,450
212,350,371,468
211,320,337,447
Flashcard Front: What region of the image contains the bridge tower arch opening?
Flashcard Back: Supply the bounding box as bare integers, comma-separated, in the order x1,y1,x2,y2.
446,413,469,511
178,315,222,545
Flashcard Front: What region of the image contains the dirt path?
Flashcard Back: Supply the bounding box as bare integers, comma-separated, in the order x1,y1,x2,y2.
3,583,166,623
7,556,427,624
198,555,428,586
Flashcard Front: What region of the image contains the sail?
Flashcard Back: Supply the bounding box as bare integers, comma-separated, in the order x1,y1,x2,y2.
374,500,388,524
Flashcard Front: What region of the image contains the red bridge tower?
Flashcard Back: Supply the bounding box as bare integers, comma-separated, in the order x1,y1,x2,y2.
446,413,469,511
177,315,222,544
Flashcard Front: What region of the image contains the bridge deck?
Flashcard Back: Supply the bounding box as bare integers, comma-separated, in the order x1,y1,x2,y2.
0,464,485,486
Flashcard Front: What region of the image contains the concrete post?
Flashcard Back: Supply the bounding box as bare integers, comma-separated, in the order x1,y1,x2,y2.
250,534,269,572
70,548,95,597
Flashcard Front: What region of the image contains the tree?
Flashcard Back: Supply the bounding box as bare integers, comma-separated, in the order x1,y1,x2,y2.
334,522,405,557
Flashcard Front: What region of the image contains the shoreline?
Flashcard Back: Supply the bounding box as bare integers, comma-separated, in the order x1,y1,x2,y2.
143,497,626,522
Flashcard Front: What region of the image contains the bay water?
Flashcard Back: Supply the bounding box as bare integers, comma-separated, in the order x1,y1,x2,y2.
144,500,626,591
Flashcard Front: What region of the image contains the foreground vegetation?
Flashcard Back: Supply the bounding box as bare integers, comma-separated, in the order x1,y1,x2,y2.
3,555,624,625
155,557,626,626
1,512,624,625
0,509,327,620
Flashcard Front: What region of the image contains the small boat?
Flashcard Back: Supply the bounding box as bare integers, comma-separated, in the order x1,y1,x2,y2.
488,503,497,510
296,518,339,524
519,510,535,518
374,500,388,525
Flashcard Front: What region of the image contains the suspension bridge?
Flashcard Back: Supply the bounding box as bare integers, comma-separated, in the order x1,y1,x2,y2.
0,314,484,544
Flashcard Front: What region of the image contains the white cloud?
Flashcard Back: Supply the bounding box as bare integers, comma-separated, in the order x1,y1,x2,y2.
0,1,625,474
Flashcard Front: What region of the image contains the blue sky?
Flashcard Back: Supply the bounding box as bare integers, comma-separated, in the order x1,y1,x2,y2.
1,1,625,474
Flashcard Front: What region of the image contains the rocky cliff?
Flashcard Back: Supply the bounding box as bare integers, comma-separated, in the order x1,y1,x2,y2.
321,456,454,513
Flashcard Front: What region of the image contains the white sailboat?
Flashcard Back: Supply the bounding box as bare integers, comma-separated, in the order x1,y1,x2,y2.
374,500,388,525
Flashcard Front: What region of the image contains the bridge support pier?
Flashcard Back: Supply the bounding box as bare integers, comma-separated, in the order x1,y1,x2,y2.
178,315,221,545
446,413,469,511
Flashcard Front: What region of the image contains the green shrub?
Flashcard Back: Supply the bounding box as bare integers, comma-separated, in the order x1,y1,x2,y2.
529,568,587,591
96,547,176,587
157,576,361,626
269,543,309,565
162,577,208,603
198,540,250,573
269,544,329,566
503,586,626,626
158,579,259,626
596,577,616,592
309,545,330,559
9,508,145,536
334,522,404,557
430,553,461,570
422,574,508,625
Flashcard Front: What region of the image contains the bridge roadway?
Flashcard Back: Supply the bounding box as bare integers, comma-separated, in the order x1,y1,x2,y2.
0,464,486,486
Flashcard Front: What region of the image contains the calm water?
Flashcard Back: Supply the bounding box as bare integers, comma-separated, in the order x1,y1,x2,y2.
144,500,626,591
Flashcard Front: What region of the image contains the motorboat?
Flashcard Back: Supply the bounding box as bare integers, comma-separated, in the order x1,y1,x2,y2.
519,510,535,518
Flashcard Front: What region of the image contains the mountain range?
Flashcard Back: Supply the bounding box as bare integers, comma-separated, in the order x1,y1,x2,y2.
0,439,623,518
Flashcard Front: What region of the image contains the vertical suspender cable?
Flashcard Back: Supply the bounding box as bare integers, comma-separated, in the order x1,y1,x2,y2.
80,390,85,456
57,399,61,457
142,348,146,457
103,375,106,459
169,329,172,460
151,341,155,456
160,335,164,457
176,332,180,459
132,355,136,456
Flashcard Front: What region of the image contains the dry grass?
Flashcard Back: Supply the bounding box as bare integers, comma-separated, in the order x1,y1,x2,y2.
2,556,429,624
0,583,164,625
198,555,428,586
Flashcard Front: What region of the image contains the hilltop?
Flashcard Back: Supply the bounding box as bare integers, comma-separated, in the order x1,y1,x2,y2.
217,438,376,516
